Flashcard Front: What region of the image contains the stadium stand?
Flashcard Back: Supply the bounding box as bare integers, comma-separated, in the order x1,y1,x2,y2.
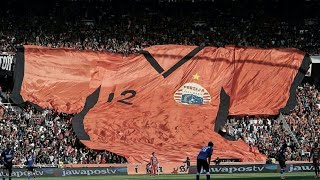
0,0,319,164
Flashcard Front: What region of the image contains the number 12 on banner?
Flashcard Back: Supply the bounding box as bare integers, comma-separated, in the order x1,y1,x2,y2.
107,90,137,105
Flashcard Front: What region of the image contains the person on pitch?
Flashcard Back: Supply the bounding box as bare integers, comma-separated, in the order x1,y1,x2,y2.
25,151,36,180
1,143,14,180
150,152,159,176
196,141,213,180
310,142,319,178
277,143,288,180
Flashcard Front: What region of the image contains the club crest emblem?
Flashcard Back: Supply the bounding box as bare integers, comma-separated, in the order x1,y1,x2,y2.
174,82,211,105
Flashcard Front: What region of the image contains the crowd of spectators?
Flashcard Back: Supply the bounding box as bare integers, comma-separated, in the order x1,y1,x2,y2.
0,1,320,55
0,0,319,164
224,83,320,161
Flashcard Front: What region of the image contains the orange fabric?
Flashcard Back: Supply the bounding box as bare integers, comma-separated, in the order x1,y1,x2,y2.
19,45,306,164
21,45,116,113
227,48,305,115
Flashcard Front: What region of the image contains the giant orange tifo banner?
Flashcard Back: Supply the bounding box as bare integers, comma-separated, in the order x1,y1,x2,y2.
11,45,311,163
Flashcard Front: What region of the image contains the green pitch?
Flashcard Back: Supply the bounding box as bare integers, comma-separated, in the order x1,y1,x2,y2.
17,172,315,180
